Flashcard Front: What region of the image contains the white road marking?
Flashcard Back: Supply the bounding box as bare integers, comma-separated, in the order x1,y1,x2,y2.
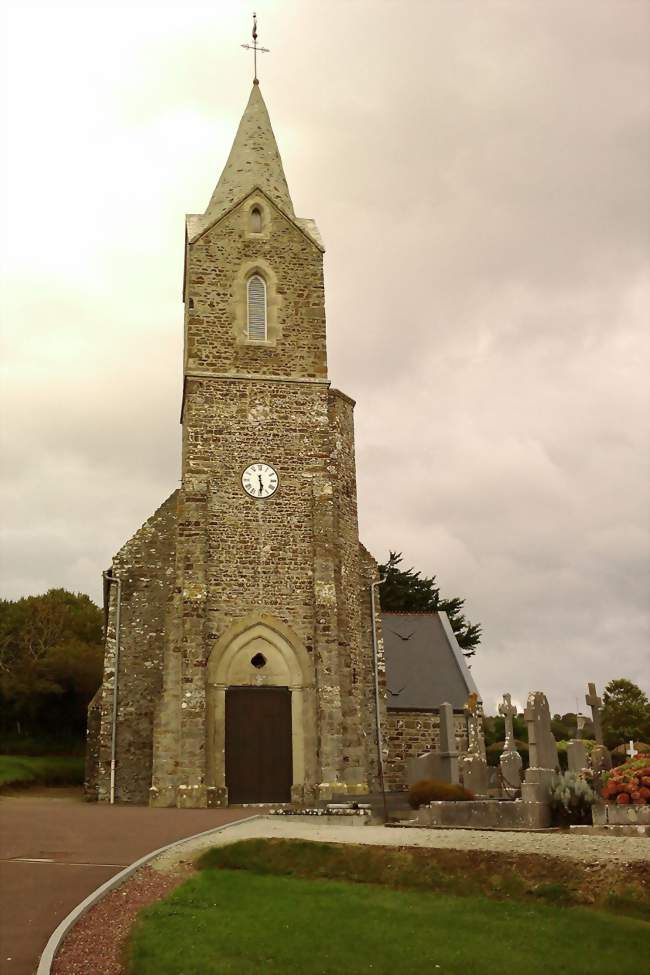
7,858,125,867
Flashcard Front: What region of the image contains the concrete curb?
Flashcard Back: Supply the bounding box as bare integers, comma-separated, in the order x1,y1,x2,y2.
36,814,262,975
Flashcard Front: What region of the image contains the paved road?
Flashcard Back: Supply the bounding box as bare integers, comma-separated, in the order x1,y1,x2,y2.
0,792,247,975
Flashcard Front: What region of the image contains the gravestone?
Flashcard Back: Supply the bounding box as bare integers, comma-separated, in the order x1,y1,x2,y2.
585,682,611,772
498,693,522,793
460,693,489,795
521,691,559,802
498,693,518,753
567,711,589,773
567,739,588,774
437,702,460,784
627,740,638,760
406,702,460,786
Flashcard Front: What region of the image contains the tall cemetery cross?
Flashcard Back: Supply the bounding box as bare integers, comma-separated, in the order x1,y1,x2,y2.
585,682,604,745
465,692,481,756
498,693,517,753
241,12,269,84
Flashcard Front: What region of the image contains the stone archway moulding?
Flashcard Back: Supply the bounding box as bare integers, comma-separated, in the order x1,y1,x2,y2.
206,612,316,805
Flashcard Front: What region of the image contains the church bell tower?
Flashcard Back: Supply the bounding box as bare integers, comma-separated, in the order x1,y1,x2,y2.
89,72,385,809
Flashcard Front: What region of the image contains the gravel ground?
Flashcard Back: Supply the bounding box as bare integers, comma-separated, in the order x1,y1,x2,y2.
153,816,650,870
50,865,190,975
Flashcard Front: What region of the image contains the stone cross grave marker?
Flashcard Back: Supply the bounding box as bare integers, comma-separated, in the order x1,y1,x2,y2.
465,691,486,760
585,682,604,744
627,740,638,759
521,691,559,804
462,693,489,795
405,701,459,786
498,693,517,753
439,702,458,755
523,691,559,771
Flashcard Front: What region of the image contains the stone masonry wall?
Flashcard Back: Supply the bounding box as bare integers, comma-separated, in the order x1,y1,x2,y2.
95,491,178,804
148,191,380,806
84,688,101,799
100,189,384,805
184,191,327,382
384,708,469,791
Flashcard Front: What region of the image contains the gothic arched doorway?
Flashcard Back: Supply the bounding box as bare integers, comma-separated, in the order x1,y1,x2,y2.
206,613,316,805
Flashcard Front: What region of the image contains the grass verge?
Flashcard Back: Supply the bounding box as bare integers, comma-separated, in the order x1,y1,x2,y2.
128,867,648,975
0,754,85,791
197,837,650,919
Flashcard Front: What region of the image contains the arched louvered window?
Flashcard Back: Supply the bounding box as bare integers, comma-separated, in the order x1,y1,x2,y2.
250,206,263,233
247,274,267,341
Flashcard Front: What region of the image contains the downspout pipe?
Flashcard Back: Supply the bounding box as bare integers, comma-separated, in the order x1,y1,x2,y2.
370,577,387,821
102,570,122,805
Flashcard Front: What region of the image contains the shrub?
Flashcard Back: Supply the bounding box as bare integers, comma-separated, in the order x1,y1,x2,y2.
549,772,595,825
407,779,475,809
601,758,650,805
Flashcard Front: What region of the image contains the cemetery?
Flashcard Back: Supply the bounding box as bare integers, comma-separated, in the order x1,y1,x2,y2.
400,681,650,834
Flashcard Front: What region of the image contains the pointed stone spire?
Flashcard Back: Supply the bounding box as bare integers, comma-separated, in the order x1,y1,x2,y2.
203,83,294,225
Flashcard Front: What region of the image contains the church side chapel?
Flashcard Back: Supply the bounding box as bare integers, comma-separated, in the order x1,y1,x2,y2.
86,51,482,809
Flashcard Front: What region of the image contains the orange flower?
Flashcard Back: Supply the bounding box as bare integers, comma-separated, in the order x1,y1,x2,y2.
616,793,631,804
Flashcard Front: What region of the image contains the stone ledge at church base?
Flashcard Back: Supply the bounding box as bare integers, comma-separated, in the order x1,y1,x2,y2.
592,802,650,826
266,811,372,827
416,799,552,830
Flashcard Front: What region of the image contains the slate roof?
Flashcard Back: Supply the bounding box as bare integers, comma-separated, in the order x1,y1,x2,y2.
382,612,480,711
186,83,323,250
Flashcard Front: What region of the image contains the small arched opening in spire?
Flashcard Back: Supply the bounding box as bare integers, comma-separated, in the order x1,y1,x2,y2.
247,274,267,341
250,206,263,234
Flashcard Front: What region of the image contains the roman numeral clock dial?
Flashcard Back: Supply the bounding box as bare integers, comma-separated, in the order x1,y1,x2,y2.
241,463,278,499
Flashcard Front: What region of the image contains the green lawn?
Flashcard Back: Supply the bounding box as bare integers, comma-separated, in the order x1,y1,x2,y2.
128,868,649,975
0,754,85,790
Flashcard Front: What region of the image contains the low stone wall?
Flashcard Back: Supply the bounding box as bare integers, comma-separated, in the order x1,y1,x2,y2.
592,803,650,826
417,799,552,830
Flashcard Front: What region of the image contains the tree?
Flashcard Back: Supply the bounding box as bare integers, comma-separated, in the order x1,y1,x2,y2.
602,678,650,749
0,589,103,741
378,552,482,657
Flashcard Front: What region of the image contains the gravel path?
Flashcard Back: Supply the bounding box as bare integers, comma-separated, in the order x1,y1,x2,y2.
153,816,650,870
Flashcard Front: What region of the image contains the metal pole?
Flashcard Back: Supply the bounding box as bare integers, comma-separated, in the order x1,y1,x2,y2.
103,571,122,805
370,577,388,822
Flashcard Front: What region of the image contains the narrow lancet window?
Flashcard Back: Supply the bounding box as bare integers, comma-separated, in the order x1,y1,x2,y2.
250,206,263,233
247,274,267,340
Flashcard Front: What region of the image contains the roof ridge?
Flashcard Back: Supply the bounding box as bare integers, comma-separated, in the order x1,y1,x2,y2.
381,611,440,616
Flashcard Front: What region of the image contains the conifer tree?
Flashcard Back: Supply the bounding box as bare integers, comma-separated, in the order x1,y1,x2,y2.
378,552,481,658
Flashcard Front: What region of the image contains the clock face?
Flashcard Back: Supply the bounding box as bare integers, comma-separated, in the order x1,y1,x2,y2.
242,463,278,499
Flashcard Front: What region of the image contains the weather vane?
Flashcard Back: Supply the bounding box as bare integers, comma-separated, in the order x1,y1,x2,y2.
241,13,269,84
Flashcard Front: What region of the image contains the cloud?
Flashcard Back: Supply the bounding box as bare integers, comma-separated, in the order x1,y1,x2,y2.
1,0,648,714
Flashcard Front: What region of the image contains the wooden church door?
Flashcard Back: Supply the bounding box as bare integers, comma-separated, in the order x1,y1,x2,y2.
225,686,293,803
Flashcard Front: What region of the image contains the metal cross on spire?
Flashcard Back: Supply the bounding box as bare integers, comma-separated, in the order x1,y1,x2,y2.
241,13,269,84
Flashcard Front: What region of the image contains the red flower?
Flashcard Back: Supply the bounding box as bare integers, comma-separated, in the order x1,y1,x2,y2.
616,793,631,804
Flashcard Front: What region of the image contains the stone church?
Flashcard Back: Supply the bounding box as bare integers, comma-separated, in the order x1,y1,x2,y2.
86,80,386,808
86,80,479,808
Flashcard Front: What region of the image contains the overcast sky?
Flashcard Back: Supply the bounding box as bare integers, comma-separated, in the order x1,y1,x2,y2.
1,0,648,714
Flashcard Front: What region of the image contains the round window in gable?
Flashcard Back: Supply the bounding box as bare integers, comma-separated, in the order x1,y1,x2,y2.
250,206,263,233
251,652,267,669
